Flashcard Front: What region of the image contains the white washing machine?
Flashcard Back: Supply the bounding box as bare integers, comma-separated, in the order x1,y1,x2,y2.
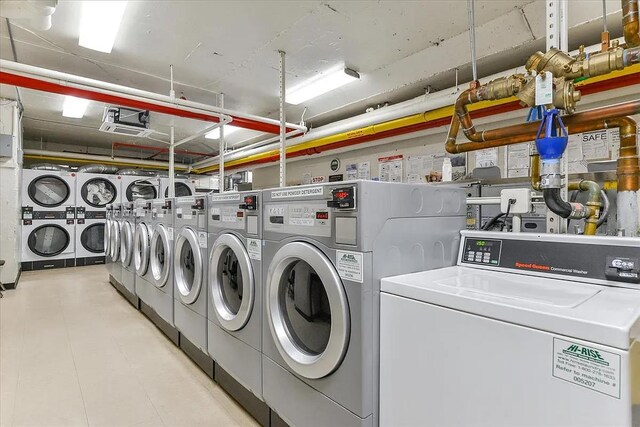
380,231,640,427
207,191,269,424
135,198,179,344
22,169,76,213
120,174,160,202
261,181,466,427
119,201,139,307
107,203,123,287
159,176,196,199
75,172,121,266
173,195,213,376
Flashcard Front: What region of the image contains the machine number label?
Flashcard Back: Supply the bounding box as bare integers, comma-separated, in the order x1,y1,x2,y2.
198,231,208,248
168,227,174,240
271,186,323,199
247,238,261,260
336,250,364,283
552,338,621,399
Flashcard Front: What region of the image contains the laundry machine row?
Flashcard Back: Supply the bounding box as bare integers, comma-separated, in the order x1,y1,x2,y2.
105,180,467,427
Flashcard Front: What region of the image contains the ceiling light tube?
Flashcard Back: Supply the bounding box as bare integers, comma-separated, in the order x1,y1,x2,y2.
205,125,240,140
286,66,360,105
62,96,90,118
78,1,128,53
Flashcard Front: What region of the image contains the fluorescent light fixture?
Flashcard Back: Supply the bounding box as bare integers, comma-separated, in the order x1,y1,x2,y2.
286,66,360,105
62,96,90,118
78,1,127,53
205,125,240,140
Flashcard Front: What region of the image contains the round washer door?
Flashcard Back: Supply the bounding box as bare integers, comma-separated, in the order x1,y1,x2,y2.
104,219,112,254
120,221,134,266
208,233,254,331
126,180,157,201
266,241,350,379
174,227,203,305
165,182,192,198
81,178,117,207
81,223,105,253
28,224,70,257
28,175,70,207
134,222,151,276
110,221,121,261
150,224,171,288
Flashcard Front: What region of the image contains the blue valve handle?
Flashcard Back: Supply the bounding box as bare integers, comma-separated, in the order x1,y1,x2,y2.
535,108,569,160
526,106,545,122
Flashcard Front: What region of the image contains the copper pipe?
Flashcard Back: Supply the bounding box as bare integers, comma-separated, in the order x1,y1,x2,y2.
623,0,640,48
530,154,541,191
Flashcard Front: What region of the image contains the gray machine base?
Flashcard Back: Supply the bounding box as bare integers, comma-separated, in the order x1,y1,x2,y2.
215,364,270,427
110,275,139,309
179,335,214,379
140,301,179,346
270,410,290,427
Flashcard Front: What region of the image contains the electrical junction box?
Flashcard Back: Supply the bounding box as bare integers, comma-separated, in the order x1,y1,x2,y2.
500,188,532,214
0,134,13,158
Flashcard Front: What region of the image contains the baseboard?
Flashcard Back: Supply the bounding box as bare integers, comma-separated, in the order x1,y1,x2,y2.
75,256,106,266
215,364,270,427
179,335,214,379
21,258,75,271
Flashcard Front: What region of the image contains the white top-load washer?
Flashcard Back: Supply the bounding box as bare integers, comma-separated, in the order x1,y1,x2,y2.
380,230,640,427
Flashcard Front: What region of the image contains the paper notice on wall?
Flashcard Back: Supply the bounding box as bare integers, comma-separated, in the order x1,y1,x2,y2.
475,148,498,168
311,176,326,183
346,164,357,180
508,143,530,169
608,128,620,159
302,173,312,185
567,134,588,173
581,130,609,160
378,155,403,182
357,162,370,180
508,168,530,178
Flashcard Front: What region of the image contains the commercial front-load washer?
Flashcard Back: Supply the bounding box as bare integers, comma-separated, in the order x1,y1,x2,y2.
207,191,268,424
159,176,196,199
380,231,640,427
75,172,120,266
135,198,179,344
119,201,139,308
108,203,123,287
120,174,159,202
173,195,213,376
261,180,466,427
22,168,76,214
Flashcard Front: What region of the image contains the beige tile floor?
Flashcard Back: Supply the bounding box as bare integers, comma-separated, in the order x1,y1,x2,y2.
0,265,258,427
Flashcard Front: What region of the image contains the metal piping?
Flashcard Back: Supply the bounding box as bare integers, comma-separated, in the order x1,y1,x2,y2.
0,60,306,134
623,0,640,47
111,142,215,158
23,149,189,170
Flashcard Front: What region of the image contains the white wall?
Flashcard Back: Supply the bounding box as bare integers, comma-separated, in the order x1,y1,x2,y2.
0,100,23,285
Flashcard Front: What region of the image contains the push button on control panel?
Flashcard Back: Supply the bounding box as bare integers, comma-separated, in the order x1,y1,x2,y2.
605,256,640,283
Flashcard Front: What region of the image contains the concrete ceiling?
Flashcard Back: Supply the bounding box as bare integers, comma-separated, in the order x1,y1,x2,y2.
0,0,624,162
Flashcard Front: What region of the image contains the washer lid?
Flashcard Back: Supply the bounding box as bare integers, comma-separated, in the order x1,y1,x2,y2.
382,266,640,350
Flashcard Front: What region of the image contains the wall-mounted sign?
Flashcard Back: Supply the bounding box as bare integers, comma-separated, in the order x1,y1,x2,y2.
330,158,341,172
312,176,326,183
329,174,343,182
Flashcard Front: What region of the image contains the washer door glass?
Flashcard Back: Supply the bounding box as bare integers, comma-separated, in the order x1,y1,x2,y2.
28,175,70,207
28,224,70,257
120,221,134,266
165,182,192,198
151,224,171,288
126,180,157,201
134,223,151,276
81,223,105,253
174,227,203,305
209,233,254,331
82,178,117,207
266,241,350,379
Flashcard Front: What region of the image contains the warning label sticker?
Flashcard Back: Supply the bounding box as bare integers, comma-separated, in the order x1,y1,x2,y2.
198,231,208,248
552,338,621,399
168,227,174,240
247,238,261,260
336,250,364,283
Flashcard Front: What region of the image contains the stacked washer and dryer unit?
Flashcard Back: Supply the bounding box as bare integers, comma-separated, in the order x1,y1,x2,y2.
21,168,77,271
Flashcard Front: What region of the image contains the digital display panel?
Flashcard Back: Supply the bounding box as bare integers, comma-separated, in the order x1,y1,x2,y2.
316,211,329,220
334,191,350,200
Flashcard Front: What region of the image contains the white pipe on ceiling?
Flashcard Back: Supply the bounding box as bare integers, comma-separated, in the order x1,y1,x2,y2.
23,149,189,169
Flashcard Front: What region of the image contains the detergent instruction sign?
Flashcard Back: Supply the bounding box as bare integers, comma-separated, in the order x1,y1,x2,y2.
552,338,620,398
271,186,323,199
247,238,261,260
336,251,364,283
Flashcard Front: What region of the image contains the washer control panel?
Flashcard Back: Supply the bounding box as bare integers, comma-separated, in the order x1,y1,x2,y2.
461,238,502,265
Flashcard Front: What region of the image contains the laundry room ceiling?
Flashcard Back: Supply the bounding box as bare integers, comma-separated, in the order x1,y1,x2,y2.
0,0,622,159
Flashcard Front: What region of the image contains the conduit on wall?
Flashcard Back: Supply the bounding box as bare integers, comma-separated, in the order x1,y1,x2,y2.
193,65,640,173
